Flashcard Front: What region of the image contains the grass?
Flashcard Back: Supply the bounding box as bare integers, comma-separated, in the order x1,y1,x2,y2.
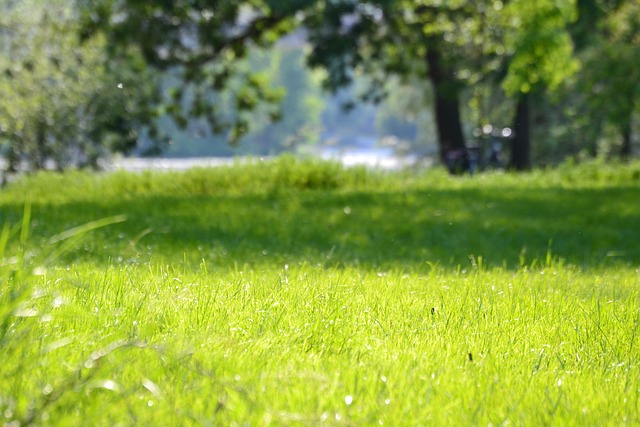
1,157,639,425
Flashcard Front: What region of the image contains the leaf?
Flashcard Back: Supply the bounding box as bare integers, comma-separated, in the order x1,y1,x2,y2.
48,215,127,244
142,378,163,398
86,379,123,393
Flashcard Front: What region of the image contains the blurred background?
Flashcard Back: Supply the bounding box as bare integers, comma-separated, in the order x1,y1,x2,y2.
0,0,638,175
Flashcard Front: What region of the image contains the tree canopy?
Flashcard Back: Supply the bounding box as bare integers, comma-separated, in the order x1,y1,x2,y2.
0,0,160,172
0,0,637,172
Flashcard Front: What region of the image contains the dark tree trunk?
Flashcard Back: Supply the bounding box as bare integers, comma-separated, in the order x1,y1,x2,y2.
620,108,633,159
510,94,531,170
426,44,468,174
621,122,632,158
6,145,19,173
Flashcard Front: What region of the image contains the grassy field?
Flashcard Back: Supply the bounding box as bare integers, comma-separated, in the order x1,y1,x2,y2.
1,158,639,426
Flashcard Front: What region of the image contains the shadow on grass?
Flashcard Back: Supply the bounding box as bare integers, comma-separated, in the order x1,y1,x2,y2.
4,185,639,271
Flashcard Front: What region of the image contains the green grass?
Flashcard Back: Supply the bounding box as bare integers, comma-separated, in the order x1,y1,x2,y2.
1,158,639,425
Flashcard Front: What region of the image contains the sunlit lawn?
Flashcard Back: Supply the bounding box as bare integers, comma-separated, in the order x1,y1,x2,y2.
1,158,639,425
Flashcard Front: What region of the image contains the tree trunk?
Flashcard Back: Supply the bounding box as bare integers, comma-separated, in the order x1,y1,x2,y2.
6,144,19,173
426,44,468,174
620,108,633,159
510,94,531,170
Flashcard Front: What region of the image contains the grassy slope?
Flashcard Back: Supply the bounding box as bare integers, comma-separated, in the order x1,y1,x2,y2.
1,158,639,425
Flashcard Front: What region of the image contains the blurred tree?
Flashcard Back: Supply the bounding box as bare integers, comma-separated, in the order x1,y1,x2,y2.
574,0,639,158
527,0,639,163
303,1,477,172
305,0,582,171
158,43,324,157
80,0,301,145
375,77,437,155
0,0,160,172
81,1,480,171
242,46,325,154
499,0,580,169
82,0,594,171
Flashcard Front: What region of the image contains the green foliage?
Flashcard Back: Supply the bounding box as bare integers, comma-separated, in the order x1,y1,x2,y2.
375,77,437,153
0,0,633,170
0,0,160,171
574,0,640,156
520,0,640,163
0,160,639,425
229,46,325,154
79,0,639,167
501,0,580,95
80,0,310,142
160,44,323,157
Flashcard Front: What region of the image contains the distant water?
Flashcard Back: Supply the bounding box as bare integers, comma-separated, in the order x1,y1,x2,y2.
0,151,427,175
317,147,420,169
108,157,241,172
110,152,425,172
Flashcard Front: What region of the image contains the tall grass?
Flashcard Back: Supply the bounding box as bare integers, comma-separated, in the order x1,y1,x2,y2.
3,157,637,205
0,211,131,425
0,158,638,425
